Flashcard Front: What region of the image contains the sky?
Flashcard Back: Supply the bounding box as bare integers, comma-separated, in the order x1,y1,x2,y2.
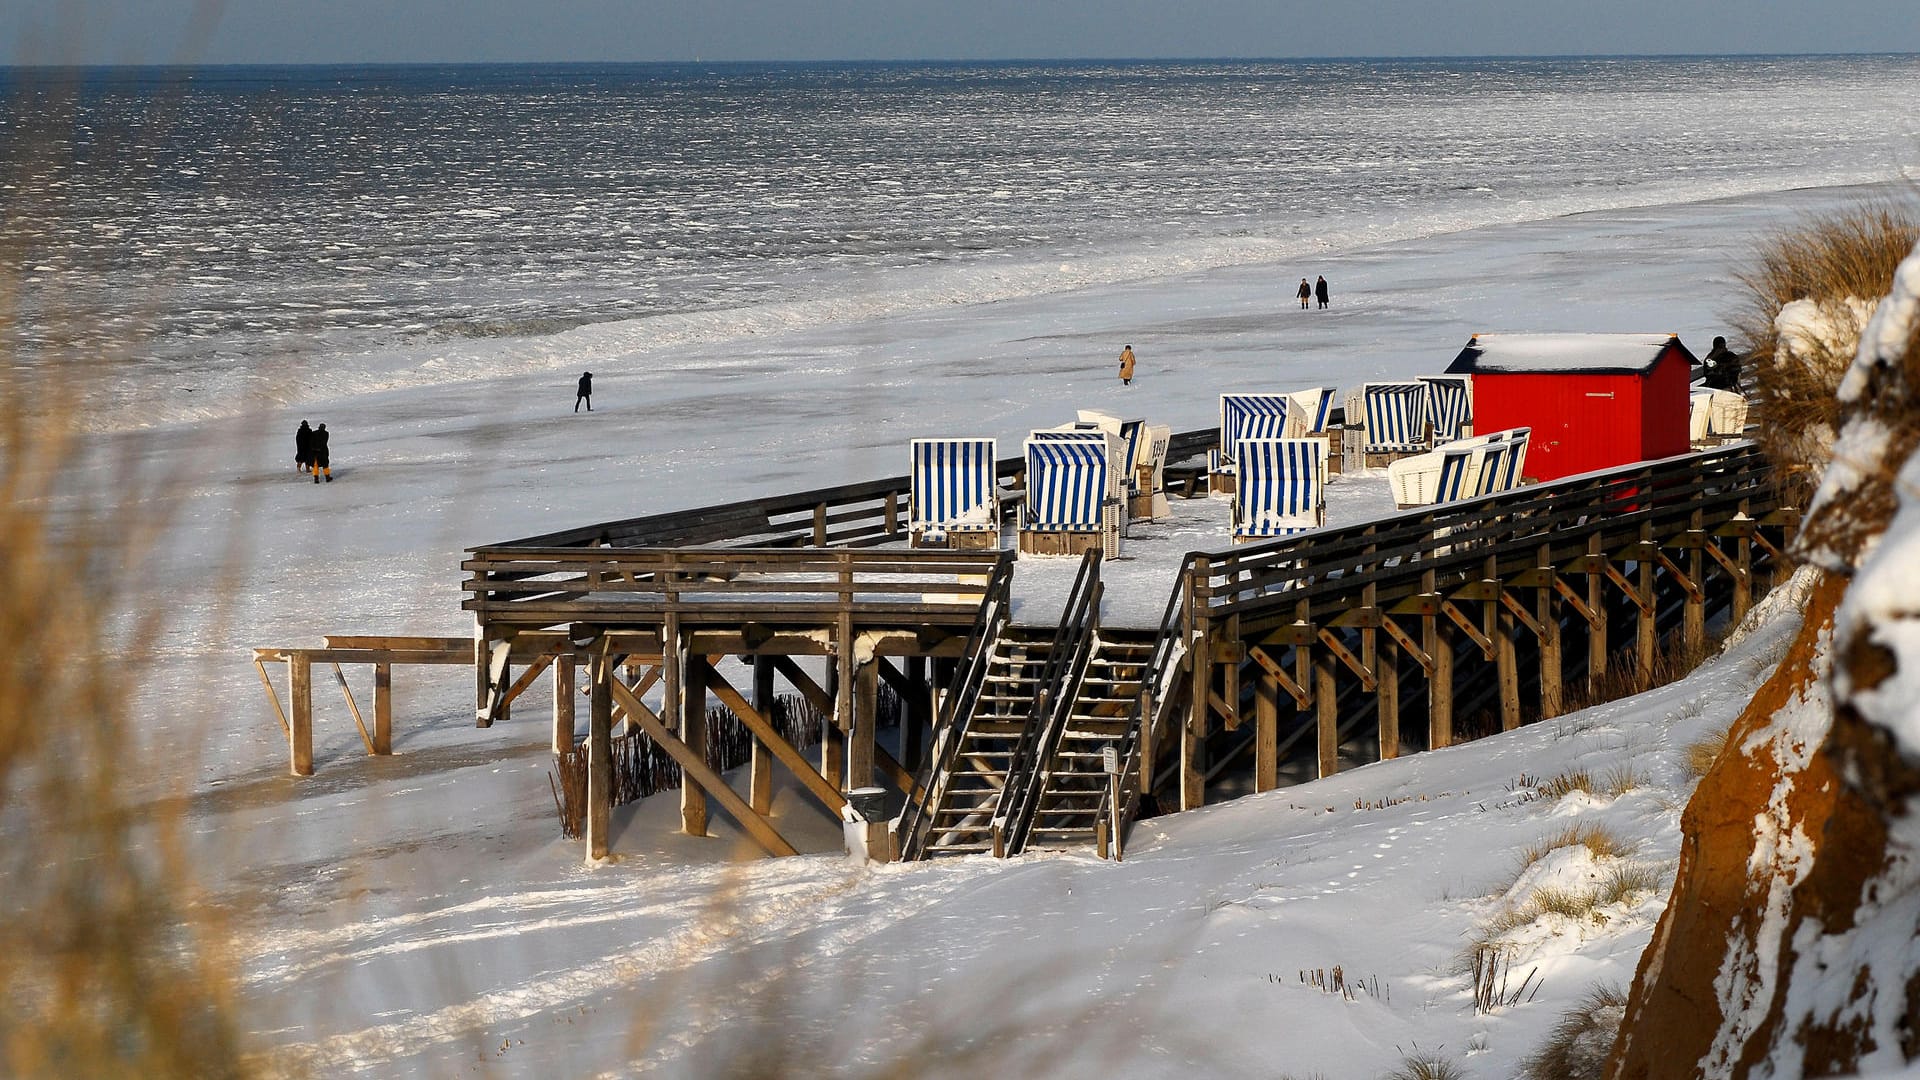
4,0,1919,66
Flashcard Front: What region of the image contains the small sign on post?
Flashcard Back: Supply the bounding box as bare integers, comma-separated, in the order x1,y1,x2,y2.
1102,744,1123,862
1102,745,1120,775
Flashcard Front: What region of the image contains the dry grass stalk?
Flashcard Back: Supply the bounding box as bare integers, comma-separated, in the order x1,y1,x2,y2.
1732,199,1920,508
1682,725,1730,779
1519,982,1628,1080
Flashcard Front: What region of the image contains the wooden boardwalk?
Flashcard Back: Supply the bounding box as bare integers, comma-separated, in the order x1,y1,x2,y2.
258,426,1792,866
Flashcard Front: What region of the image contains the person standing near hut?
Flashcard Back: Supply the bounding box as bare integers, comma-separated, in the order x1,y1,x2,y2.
1701,336,1743,391
1118,344,1136,386
311,423,331,483
294,419,313,476
1296,278,1311,309
1315,275,1330,309
575,371,593,412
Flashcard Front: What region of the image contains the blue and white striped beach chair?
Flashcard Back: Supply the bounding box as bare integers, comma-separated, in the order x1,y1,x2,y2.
1076,410,1147,496
1497,427,1530,490
1023,432,1116,532
909,438,1000,548
1231,437,1329,542
1469,440,1515,498
1283,387,1337,439
1212,393,1292,476
1359,382,1429,454
1418,375,1474,445
1432,444,1478,503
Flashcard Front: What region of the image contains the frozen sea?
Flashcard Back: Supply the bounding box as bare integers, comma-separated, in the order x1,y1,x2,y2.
5,56,1920,1076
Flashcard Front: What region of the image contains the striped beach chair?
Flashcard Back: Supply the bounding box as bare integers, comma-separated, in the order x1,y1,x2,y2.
909,438,1000,548
1497,428,1530,490
1418,374,1474,445
1211,393,1292,479
1022,431,1122,555
1232,437,1329,542
1283,387,1337,439
1076,410,1147,497
1358,382,1428,454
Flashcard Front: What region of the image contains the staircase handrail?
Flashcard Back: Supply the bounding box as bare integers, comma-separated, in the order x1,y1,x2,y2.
998,548,1104,855
897,548,1018,859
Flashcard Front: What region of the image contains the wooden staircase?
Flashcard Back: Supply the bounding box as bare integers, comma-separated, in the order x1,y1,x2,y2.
913,626,1052,855
1021,631,1156,850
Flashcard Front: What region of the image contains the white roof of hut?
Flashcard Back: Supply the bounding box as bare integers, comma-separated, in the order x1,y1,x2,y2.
1445,332,1695,375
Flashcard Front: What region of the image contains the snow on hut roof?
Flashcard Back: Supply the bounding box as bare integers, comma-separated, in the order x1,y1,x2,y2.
1444,332,1694,375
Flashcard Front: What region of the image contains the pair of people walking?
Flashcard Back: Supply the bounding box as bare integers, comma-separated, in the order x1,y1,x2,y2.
294,420,332,482
1297,276,1330,309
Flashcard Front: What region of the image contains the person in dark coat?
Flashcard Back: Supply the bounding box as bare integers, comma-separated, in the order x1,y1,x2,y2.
1701,336,1743,392
1315,275,1330,309
311,423,331,483
575,371,593,412
1296,278,1311,309
295,420,312,475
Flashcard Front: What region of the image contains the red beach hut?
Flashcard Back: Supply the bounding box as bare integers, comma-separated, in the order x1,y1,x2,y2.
1443,332,1695,483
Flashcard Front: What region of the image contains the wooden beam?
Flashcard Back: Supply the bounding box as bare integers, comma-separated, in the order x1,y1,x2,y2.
1380,615,1433,675
1255,670,1279,792
1317,628,1378,692
610,677,799,857
1377,634,1400,761
707,669,848,815
1497,610,1521,732
499,650,558,713
1537,555,1563,721
552,654,576,754
1499,589,1543,638
849,661,878,790
290,654,313,777
331,662,375,756
1442,601,1495,658
1603,561,1656,615
373,662,392,756
1587,536,1610,691
750,657,775,815
1249,645,1310,709
253,658,291,739
1552,576,1599,627
1315,648,1338,779
587,639,613,861
770,655,835,718
1428,602,1454,750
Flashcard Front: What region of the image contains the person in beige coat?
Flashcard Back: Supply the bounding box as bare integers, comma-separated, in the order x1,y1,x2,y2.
1118,344,1136,386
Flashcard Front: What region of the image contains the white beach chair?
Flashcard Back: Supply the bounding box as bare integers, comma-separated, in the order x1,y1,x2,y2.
909,438,1000,549
1689,390,1715,445
1388,429,1510,508
1282,387,1337,439
1704,390,1748,437
1231,437,1329,542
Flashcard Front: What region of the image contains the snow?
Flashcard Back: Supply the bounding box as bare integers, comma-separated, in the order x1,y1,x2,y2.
69,182,1905,1074
1444,332,1683,374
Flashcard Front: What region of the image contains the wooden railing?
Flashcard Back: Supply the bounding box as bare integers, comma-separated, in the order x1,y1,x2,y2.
463,546,1009,627
1098,555,1200,861
897,553,1019,860
475,428,1218,552
998,548,1103,856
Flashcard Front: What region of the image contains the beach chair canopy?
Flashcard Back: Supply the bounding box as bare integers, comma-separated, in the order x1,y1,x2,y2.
1433,444,1477,503
1217,393,1291,468
1498,428,1530,489
1418,374,1474,444
1692,388,1747,437
1076,410,1148,494
1689,391,1714,442
1232,437,1328,540
1024,434,1113,531
1283,387,1337,438
1359,382,1428,453
909,438,999,538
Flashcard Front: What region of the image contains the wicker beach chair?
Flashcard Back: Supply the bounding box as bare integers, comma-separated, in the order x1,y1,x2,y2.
1231,437,1329,542
909,437,1000,549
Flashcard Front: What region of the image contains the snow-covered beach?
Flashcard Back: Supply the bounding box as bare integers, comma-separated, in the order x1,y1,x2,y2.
92,178,1894,1076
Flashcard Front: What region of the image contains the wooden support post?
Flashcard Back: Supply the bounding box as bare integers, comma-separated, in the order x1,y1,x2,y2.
1497,609,1521,732
1587,535,1609,693
290,653,313,776
850,660,878,791
373,662,393,755
1538,548,1562,720
1423,570,1452,750
1685,509,1706,653
1183,573,1212,811
552,654,576,755
1377,634,1400,760
473,618,490,728
587,637,613,862
751,656,775,816
679,638,708,839
1255,669,1279,792
1734,530,1753,622
1637,525,1657,688
904,655,929,770
1315,647,1338,778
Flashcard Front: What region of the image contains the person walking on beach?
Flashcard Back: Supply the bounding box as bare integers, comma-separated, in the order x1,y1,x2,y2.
1315,275,1330,310
1701,336,1743,392
295,420,313,475
1297,278,1312,309
1118,345,1136,386
311,423,332,483
575,371,593,412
